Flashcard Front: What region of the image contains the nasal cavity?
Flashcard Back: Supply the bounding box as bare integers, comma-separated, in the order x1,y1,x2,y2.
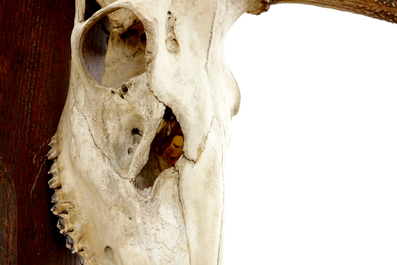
134,107,184,190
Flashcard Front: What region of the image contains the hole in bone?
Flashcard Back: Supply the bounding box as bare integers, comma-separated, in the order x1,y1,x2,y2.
140,33,146,43
131,128,142,147
165,11,180,54
127,148,133,155
121,83,128,93
105,100,146,172
104,246,114,260
134,107,184,190
131,128,141,136
82,7,147,87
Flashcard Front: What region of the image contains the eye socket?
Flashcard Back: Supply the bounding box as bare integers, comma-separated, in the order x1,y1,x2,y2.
82,5,109,84
81,6,148,87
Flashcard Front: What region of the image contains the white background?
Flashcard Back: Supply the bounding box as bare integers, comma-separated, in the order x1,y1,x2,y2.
223,4,397,265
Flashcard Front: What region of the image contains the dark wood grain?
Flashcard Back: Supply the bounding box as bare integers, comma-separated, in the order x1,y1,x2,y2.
273,0,397,23
253,0,397,23
0,162,17,265
0,0,80,264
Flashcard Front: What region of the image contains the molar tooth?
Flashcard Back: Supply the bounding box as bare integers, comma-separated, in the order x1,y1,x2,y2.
51,201,74,215
48,162,58,175
57,214,73,234
51,189,63,203
48,175,61,189
65,233,75,251
48,135,57,147
47,147,58,160
66,231,83,253
77,250,89,264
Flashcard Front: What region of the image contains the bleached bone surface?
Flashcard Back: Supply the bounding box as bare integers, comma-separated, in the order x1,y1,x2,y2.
48,0,262,264
48,0,397,263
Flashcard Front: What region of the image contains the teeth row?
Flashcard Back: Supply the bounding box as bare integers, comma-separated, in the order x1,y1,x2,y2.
52,198,87,263
47,135,58,159
47,134,61,191
48,160,61,190
47,134,88,264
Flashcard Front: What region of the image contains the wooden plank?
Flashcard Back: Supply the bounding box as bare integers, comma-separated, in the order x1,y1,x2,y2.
0,0,80,264
0,162,17,265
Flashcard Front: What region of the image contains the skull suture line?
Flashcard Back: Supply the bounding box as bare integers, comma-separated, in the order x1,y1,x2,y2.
47,0,264,264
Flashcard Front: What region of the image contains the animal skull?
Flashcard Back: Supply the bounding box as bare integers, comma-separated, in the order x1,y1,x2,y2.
48,0,396,264
47,0,263,264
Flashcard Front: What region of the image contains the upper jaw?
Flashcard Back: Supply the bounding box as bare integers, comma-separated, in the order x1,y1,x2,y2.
49,0,243,263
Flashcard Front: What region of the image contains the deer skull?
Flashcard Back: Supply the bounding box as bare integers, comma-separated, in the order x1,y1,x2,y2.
47,0,264,264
